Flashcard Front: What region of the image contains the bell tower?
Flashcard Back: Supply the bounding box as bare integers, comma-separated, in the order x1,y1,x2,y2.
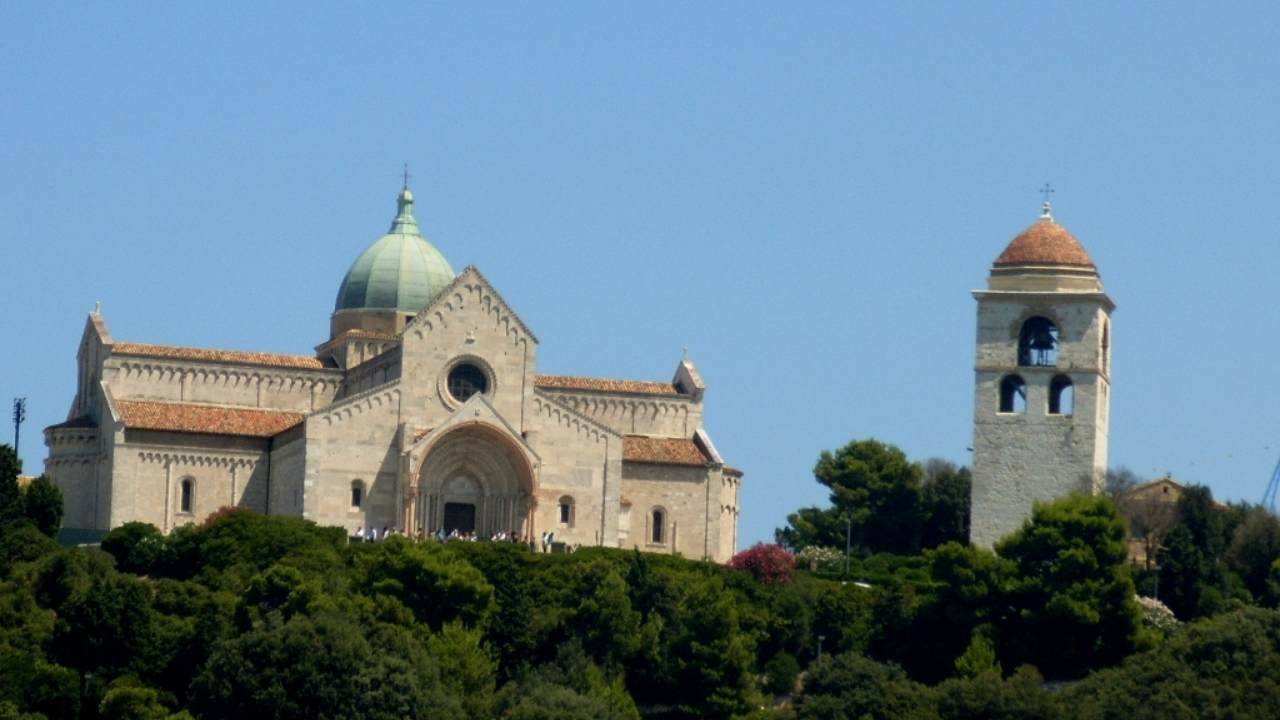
970,200,1114,547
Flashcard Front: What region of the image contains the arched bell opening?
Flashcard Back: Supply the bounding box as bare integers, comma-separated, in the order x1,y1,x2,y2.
414,423,537,540
1017,316,1059,367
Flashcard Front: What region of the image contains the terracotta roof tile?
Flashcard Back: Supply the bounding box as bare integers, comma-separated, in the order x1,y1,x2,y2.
994,218,1096,268
112,342,325,370
116,400,303,437
536,374,679,396
623,436,711,467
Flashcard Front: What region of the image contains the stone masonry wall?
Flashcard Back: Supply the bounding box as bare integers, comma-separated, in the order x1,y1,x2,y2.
620,462,727,561
528,392,620,548
971,294,1110,547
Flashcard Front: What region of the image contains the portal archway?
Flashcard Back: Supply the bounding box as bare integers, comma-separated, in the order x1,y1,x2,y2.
414,423,537,539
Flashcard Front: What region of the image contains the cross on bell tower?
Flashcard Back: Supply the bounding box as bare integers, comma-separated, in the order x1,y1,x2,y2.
1039,183,1055,218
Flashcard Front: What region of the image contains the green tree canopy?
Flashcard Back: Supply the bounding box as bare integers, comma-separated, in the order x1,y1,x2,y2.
21,477,62,538
0,445,23,527
996,495,1140,678
777,439,927,555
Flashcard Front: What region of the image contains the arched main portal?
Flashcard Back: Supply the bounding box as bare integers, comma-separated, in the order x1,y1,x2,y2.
413,423,537,539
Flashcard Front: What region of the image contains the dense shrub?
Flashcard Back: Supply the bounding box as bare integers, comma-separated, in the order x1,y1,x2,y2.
730,543,795,585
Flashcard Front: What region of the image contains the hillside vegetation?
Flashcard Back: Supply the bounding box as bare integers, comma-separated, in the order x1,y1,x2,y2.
2,441,1280,719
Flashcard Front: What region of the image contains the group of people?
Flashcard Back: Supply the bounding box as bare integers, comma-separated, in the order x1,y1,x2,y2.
348,525,530,545
351,526,407,543
346,526,575,554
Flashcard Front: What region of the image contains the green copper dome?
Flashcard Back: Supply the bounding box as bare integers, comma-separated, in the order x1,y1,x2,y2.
335,187,456,313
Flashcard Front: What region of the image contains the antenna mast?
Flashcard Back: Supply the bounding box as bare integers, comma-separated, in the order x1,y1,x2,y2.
11,398,26,457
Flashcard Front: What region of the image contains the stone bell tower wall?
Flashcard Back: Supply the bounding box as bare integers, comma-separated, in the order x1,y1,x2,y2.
970,291,1112,548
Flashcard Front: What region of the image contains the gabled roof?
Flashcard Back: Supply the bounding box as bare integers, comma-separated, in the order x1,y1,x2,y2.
115,400,303,437
536,374,681,397
406,265,539,344
111,342,326,370
623,435,712,467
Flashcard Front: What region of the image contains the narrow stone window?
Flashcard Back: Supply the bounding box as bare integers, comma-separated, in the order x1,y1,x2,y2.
1018,316,1059,367
1101,320,1110,374
1049,375,1074,415
999,375,1027,414
351,481,364,509
180,478,194,514
558,495,574,527
651,508,666,544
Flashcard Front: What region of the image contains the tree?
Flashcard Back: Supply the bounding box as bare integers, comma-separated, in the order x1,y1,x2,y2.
795,652,936,720
935,666,1060,720
921,460,971,548
357,536,494,630
995,495,1140,678
1158,524,1207,620
1062,607,1280,719
1114,485,1177,572
21,477,62,538
777,439,924,555
0,445,23,527
423,622,497,719
101,522,167,575
1177,485,1226,560
190,612,464,720
49,573,155,681
1104,466,1142,499
1226,509,1280,605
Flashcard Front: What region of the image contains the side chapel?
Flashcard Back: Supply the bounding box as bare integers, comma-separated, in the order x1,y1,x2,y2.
43,185,743,561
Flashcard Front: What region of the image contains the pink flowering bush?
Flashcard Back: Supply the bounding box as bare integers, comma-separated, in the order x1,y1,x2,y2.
729,543,795,584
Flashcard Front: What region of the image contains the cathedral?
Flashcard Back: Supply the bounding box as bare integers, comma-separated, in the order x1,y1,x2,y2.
43,185,743,561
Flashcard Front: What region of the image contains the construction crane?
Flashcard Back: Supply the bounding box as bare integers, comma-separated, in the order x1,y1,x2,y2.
1264,457,1280,513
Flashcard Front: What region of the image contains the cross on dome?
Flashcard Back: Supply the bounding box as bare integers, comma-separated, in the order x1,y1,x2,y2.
1039,182,1055,220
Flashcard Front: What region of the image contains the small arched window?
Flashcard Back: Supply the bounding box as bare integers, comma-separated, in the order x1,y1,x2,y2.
651,508,666,544
180,478,194,514
1101,320,1110,373
351,480,364,509
999,375,1027,414
558,495,574,527
1018,316,1059,367
1049,375,1074,415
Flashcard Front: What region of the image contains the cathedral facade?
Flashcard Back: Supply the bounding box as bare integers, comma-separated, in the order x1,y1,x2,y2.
43,186,742,561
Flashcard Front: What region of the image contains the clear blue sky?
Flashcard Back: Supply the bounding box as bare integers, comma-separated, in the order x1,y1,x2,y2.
4,3,1279,547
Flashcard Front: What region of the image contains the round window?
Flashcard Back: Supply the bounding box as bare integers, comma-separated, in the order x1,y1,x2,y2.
447,363,488,402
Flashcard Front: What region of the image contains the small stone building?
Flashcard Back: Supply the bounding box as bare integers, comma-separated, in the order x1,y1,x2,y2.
1117,477,1184,568
43,186,742,561
970,202,1114,547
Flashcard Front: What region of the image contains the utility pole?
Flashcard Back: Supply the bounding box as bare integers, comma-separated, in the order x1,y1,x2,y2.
12,398,25,457
844,515,852,577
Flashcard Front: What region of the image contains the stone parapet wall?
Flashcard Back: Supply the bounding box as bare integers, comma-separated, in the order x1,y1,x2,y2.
535,388,700,438
104,356,341,413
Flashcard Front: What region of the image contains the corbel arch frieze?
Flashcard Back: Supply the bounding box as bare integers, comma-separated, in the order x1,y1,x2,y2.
118,360,337,396
137,451,258,470
531,393,617,446
47,455,98,468
316,384,401,427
